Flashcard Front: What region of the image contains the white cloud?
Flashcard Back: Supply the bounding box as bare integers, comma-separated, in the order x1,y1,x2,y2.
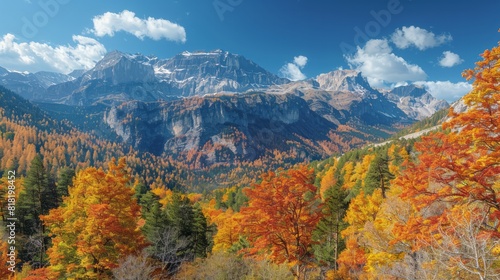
92,10,186,43
280,55,308,81
439,51,463,67
414,81,472,102
293,55,308,68
346,39,427,87
391,26,452,50
0,33,106,73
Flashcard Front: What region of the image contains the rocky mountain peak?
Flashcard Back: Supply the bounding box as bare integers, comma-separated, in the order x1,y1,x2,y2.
315,70,373,94
81,51,156,85
389,84,427,98
383,84,449,120
153,49,289,96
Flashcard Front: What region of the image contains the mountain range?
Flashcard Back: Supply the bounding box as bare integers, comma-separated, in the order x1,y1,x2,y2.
0,50,449,165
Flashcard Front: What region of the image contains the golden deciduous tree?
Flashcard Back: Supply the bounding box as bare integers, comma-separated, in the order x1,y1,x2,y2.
211,209,243,253
42,158,146,279
337,190,383,279
319,165,337,200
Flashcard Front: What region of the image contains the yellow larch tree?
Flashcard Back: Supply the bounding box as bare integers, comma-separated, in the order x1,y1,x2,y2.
42,158,146,279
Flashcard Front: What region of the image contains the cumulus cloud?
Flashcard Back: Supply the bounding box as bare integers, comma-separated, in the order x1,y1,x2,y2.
439,51,463,67
414,81,472,102
280,55,308,81
346,39,427,87
92,10,186,43
391,26,452,50
0,33,106,73
293,55,308,68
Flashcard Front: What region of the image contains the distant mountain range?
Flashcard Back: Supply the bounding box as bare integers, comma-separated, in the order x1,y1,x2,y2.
0,50,446,115
0,50,449,164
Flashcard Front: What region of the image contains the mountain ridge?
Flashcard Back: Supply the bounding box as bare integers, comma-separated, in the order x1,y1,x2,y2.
0,50,448,118
39,50,289,105
0,50,450,167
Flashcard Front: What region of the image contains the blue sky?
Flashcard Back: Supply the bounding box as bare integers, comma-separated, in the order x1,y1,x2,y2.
1,0,499,101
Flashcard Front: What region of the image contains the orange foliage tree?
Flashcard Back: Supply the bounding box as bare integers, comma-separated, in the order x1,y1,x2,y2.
42,158,146,279
392,36,500,276
239,165,322,279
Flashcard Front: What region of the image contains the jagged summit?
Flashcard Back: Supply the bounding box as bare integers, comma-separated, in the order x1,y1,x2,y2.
383,84,449,120
80,50,156,85
153,49,288,96
389,84,427,98
316,70,374,94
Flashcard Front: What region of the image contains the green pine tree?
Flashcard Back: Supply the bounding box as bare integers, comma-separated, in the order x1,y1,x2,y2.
17,154,57,266
365,152,394,198
18,155,57,235
191,203,209,258
313,181,348,273
55,167,75,205
141,191,210,274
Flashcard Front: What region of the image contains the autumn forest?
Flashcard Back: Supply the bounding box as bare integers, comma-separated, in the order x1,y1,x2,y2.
0,38,499,280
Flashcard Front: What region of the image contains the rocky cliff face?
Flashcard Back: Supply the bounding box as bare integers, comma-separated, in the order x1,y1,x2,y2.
104,92,340,163
96,70,414,166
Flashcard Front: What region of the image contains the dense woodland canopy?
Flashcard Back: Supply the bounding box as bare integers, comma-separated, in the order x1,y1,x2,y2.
0,37,498,279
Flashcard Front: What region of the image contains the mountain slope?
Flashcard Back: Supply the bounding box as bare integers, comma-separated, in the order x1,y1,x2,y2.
0,85,68,131
0,85,188,190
